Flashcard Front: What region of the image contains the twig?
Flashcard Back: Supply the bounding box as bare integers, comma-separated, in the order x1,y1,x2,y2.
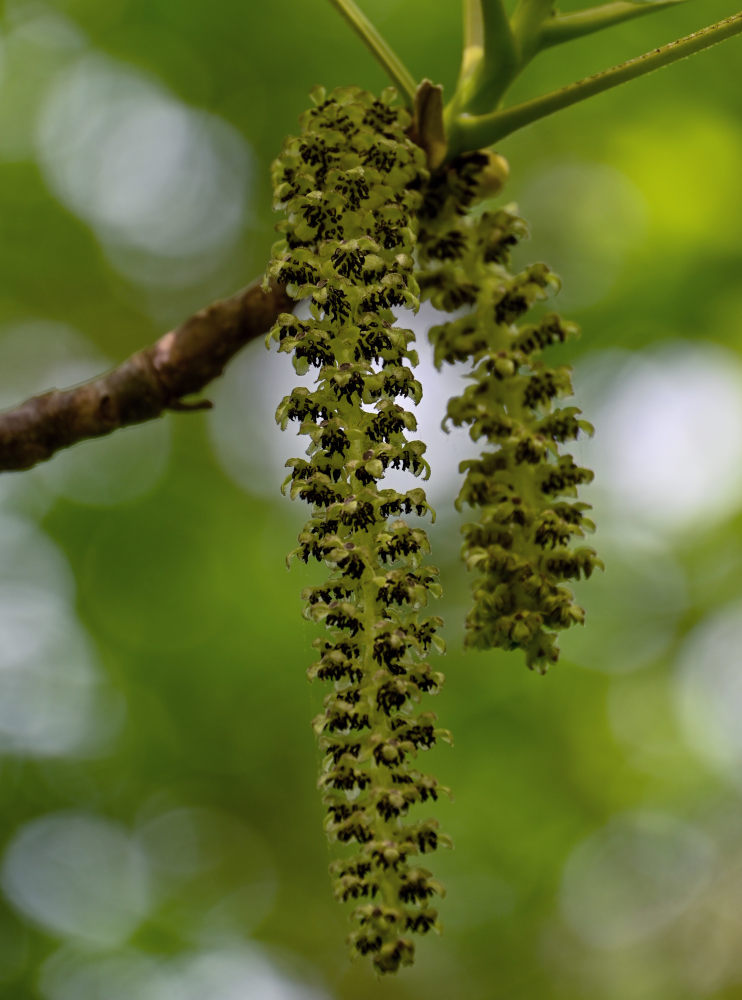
540,1,690,50
0,278,293,473
448,11,742,153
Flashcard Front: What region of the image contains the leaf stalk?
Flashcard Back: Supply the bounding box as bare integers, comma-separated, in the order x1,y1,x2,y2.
326,0,418,103
447,12,742,155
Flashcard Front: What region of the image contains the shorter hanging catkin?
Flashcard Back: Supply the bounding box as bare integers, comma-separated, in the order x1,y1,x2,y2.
417,153,601,672
267,87,450,974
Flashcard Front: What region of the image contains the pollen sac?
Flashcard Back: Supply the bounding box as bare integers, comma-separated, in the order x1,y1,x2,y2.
417,152,601,673
267,86,449,973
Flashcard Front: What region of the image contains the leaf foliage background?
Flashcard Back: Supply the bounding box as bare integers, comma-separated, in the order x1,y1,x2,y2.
1,1,742,997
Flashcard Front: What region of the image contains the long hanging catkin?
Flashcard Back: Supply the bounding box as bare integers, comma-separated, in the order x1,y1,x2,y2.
267,87,450,974
417,152,601,672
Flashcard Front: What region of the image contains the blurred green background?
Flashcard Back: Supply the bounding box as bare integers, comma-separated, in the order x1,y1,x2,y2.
1,1,742,998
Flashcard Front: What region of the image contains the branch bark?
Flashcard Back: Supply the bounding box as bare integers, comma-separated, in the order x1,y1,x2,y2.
0,277,293,473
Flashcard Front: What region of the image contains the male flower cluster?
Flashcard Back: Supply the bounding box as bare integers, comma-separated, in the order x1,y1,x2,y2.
267,87,450,973
417,152,601,671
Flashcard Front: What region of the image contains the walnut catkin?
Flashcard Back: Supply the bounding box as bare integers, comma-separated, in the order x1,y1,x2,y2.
417,152,601,672
267,86,450,974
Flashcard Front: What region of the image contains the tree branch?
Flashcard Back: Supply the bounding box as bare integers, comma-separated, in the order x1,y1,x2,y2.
0,277,293,473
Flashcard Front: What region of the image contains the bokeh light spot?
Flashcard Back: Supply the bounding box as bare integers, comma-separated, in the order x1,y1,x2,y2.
135,806,277,939
676,603,742,783
577,343,742,534
35,53,252,286
1,812,151,947
39,944,333,1000
560,810,714,950
0,512,123,758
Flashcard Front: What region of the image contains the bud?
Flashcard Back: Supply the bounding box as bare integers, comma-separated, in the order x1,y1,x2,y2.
474,150,510,199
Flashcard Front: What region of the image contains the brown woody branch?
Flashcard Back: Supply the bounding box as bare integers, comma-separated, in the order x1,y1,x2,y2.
0,277,294,473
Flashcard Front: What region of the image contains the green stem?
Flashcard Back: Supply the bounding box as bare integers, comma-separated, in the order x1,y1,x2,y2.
449,0,520,127
511,0,557,61
448,12,742,153
475,0,520,106
326,0,418,103
459,0,485,85
511,0,555,27
540,1,690,50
